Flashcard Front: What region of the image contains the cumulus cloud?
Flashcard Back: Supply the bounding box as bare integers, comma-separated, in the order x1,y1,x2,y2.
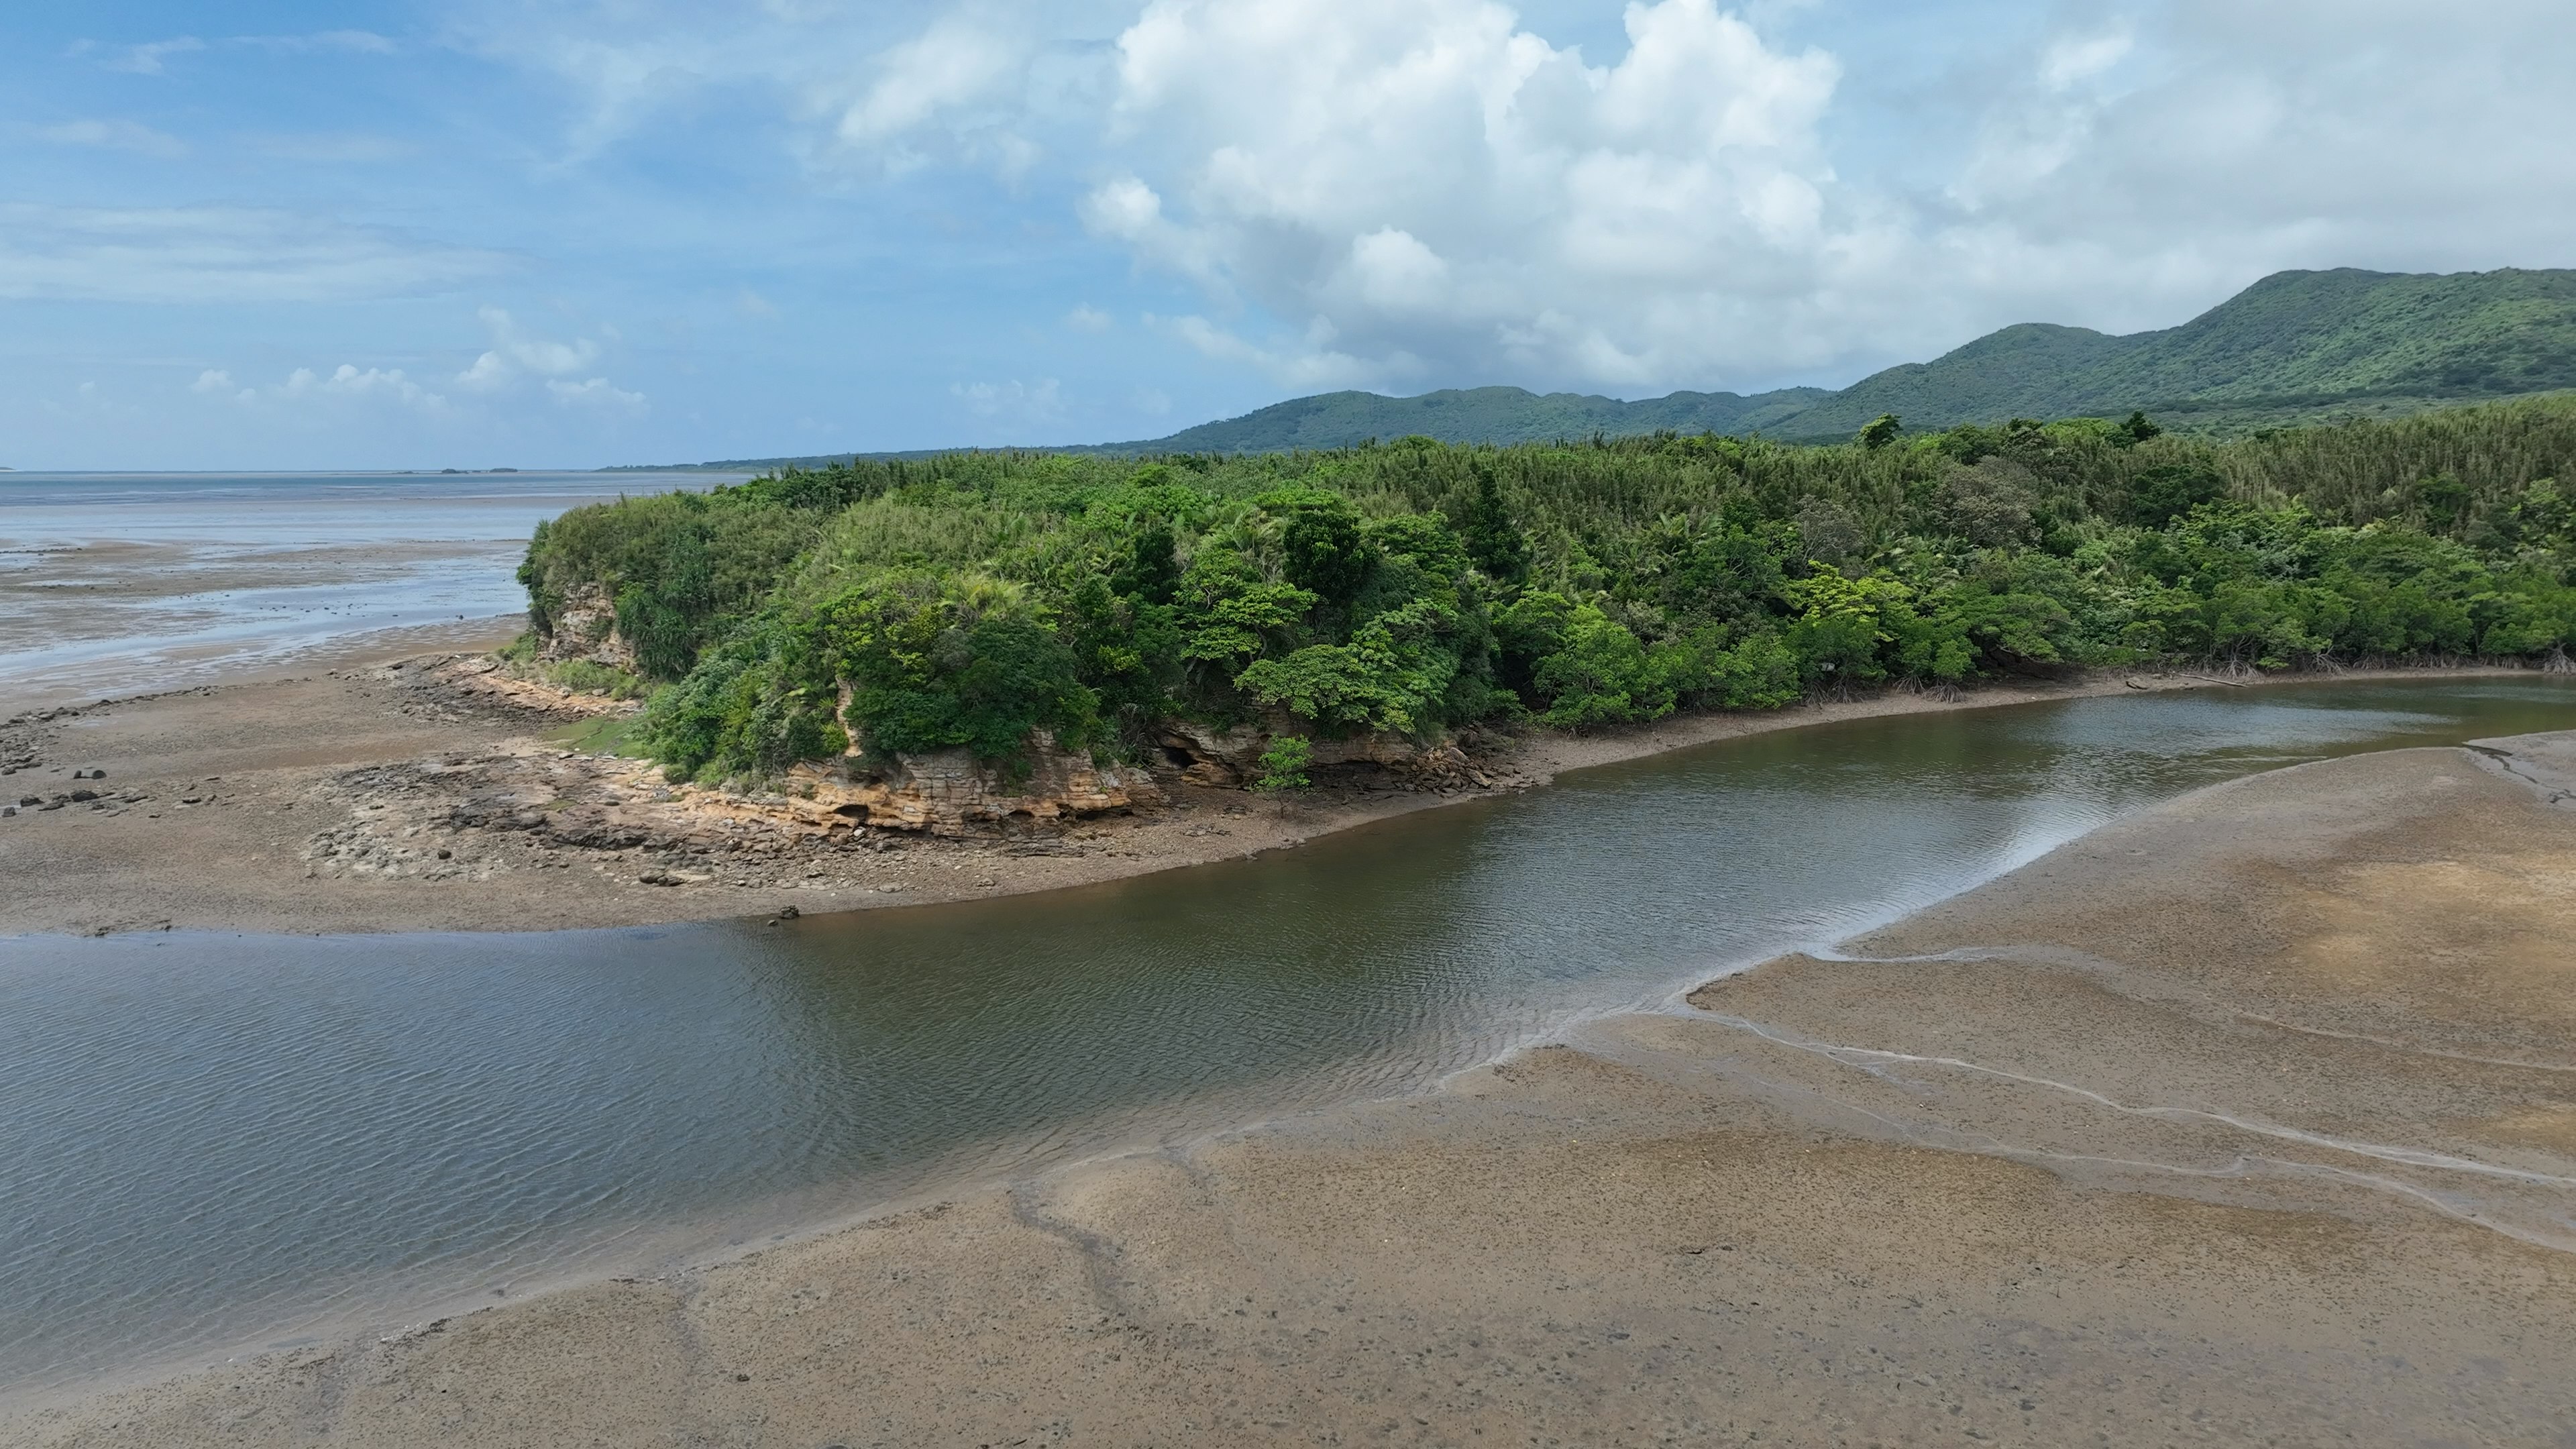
455,306,604,388
1084,0,1847,390
275,364,448,411
294,0,2576,405
189,369,233,394
1064,303,1114,332
451,307,645,412
547,377,649,412
0,205,508,304
1062,0,2576,392
951,377,1064,422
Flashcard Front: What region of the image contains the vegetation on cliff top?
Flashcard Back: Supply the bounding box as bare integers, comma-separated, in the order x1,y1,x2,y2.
520,395,2576,785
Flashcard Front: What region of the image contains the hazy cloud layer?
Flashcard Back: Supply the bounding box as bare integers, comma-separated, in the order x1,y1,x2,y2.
0,205,511,304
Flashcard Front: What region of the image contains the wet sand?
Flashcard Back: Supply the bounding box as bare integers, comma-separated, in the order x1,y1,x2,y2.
10,733,2571,1446
1,650,2547,938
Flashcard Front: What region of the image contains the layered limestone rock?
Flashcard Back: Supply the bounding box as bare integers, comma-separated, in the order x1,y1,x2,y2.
1157,718,1439,788
537,583,637,669
775,740,1161,836
786,692,1167,835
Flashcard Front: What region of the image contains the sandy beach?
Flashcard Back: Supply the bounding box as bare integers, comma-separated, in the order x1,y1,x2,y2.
9,727,2570,1445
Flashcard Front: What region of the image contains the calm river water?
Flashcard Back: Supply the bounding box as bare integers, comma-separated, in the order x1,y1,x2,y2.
3,678,2573,1397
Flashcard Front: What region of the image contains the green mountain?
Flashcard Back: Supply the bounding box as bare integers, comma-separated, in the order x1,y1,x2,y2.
1126,267,2576,450
1122,384,1833,451
1786,267,2576,437
632,266,2576,470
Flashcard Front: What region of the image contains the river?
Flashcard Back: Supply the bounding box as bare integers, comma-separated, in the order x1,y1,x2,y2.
2,675,2571,1401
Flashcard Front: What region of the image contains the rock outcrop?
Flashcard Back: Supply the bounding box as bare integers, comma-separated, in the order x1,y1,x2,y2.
1156,718,1436,788
537,583,637,669
785,733,1165,836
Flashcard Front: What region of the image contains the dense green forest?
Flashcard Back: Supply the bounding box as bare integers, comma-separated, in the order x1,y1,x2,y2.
526,396,2576,786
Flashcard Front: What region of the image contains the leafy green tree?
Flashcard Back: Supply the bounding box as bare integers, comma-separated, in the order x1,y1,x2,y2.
807,572,1099,769
1531,605,1673,730
1109,521,1181,604
1781,566,1904,685
1858,414,1902,450
2417,472,2472,534
1175,545,1318,678
2116,411,2162,447
1260,488,1375,603
1252,735,1313,803
1235,596,1463,736
2127,465,2228,528
1456,463,1531,582
1491,590,1577,705
2507,479,2573,550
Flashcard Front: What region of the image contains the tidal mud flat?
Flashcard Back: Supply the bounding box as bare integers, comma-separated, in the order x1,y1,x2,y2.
0,643,2553,938
9,731,2571,1446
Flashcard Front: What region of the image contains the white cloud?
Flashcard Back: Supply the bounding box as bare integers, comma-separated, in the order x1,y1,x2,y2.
0,205,508,304
102,38,205,75
2039,28,2132,93
547,377,649,412
1086,0,1845,390
837,11,1031,148
449,307,643,413
262,0,2576,412
276,364,448,411
1065,304,1114,332
36,119,188,158
951,377,1064,421
1061,0,2576,393
190,369,233,394
1157,314,1375,392
455,307,604,389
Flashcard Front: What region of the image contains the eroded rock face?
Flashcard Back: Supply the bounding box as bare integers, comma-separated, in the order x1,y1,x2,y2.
537,583,637,669
784,735,1163,837
1158,719,1426,788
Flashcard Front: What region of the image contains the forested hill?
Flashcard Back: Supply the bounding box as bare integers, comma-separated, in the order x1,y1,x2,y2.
1118,384,1833,452
1785,267,2576,437
1132,268,2576,450
631,267,2576,472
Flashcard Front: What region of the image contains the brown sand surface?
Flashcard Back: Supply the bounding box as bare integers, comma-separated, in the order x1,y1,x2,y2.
10,733,2572,1446
0,653,2540,937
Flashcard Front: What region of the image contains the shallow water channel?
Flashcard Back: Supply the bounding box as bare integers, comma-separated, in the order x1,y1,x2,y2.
5,678,2573,1397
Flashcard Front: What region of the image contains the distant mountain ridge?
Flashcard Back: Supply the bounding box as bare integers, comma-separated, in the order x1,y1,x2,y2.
641,267,2576,470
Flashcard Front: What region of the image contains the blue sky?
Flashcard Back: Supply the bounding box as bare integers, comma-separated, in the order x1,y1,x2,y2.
4,1,2570,470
